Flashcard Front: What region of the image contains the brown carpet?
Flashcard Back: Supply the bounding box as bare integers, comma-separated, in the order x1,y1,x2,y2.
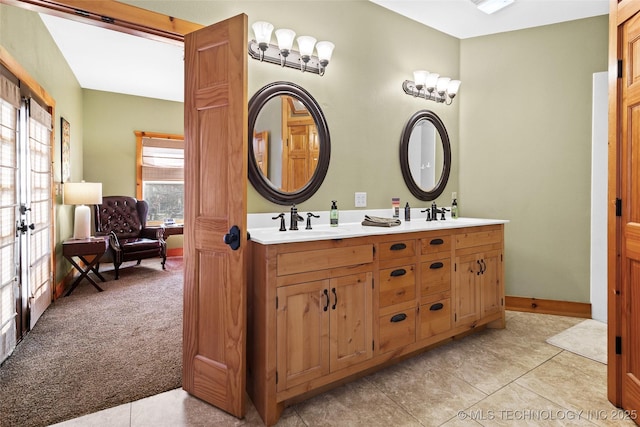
0,257,183,427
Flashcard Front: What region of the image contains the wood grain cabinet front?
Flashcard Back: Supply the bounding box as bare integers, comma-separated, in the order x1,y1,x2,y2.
248,224,505,426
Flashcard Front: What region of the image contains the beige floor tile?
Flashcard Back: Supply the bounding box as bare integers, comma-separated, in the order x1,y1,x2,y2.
366,357,487,426
465,382,594,426
292,376,421,427
49,403,131,427
515,352,635,427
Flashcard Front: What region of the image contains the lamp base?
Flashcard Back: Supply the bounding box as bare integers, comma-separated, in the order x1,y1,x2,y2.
73,204,91,239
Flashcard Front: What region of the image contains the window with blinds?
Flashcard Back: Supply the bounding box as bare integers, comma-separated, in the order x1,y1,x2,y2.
136,133,184,224
0,74,20,364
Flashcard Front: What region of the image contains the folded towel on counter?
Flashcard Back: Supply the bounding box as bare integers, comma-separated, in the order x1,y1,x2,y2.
362,215,401,227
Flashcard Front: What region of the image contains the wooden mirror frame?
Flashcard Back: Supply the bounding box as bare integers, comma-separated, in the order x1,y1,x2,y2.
399,110,451,201
248,81,331,205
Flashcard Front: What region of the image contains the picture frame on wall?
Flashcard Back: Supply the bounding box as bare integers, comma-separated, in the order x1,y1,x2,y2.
61,117,70,183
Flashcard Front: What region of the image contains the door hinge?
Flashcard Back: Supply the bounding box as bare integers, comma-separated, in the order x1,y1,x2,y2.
372,278,374,289
372,340,375,351
454,313,457,322
454,263,457,272
616,198,622,217
275,371,278,384
618,59,623,79
275,296,278,309
616,336,622,355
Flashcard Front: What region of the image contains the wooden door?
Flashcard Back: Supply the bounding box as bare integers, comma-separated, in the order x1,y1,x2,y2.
276,280,330,392
182,14,248,418
283,124,310,191
252,130,269,176
454,253,481,326
619,9,640,416
480,249,502,317
330,272,373,371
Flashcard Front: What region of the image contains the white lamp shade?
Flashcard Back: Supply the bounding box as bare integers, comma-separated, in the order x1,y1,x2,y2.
63,182,103,205
316,41,335,63
436,77,451,94
413,70,428,88
275,28,296,51
296,36,317,57
447,80,462,96
477,0,514,14
424,73,440,91
252,21,274,45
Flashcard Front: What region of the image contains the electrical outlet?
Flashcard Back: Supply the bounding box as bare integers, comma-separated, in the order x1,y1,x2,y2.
355,192,367,208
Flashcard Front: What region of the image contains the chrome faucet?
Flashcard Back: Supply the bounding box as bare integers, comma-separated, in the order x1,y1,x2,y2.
289,204,304,230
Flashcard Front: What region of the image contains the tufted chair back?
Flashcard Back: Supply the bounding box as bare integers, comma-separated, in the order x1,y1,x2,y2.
93,195,166,279
95,196,147,238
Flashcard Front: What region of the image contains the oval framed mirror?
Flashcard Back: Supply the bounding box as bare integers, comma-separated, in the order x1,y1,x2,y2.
399,110,451,201
248,81,331,205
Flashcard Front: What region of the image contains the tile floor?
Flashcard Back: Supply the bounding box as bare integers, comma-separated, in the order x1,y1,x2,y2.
52,311,634,427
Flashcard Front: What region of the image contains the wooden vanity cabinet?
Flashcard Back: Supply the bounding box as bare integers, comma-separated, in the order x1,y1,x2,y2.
454,225,505,327
248,224,505,426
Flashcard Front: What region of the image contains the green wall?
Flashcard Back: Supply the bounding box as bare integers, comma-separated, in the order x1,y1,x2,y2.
459,16,608,303
1,1,609,304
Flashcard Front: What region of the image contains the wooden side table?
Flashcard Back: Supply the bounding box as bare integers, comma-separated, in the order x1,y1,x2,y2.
63,236,109,296
162,224,184,239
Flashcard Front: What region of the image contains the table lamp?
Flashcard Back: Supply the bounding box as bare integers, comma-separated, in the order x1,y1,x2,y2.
63,181,103,239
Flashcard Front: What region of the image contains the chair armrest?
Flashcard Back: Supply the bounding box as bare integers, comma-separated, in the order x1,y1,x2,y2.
141,226,165,241
108,231,122,251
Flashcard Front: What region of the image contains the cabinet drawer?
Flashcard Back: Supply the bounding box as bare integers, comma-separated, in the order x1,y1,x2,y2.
378,239,416,260
378,306,416,353
277,244,373,276
419,298,451,340
379,264,416,307
420,235,451,255
456,228,502,249
421,258,451,296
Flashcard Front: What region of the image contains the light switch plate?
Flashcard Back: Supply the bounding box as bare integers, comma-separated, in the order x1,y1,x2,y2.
355,192,367,208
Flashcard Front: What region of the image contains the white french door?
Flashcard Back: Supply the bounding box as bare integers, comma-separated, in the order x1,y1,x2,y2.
0,69,53,364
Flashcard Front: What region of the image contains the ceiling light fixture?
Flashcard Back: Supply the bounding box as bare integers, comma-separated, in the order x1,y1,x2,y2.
472,0,515,14
248,21,335,76
403,70,461,105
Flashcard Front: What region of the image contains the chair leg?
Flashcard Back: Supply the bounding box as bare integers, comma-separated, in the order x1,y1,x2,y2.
114,262,121,280
162,254,166,270
136,259,142,265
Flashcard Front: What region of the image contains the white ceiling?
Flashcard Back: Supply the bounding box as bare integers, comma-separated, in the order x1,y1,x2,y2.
39,0,609,103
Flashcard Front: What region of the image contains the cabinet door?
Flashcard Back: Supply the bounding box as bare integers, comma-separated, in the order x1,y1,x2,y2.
454,253,481,326
480,249,503,317
330,272,373,371
276,280,330,392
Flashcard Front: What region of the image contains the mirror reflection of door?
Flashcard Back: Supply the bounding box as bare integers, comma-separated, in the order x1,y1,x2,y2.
252,130,269,176
281,96,318,192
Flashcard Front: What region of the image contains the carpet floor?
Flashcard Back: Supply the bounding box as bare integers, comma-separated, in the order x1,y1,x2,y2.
0,257,183,427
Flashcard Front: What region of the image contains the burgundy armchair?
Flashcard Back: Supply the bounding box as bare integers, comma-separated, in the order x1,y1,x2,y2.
94,196,166,279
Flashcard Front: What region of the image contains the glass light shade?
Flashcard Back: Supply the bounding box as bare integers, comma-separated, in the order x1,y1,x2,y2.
252,21,274,45
436,77,451,95
424,73,440,91
447,80,462,96
477,0,514,14
296,36,317,57
275,28,296,51
413,70,428,89
316,41,335,64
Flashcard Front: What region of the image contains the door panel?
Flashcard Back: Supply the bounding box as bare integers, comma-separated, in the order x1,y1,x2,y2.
621,10,640,415
183,14,248,418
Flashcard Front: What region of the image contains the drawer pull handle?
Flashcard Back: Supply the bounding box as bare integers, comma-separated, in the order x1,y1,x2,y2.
430,303,444,311
390,268,407,277
390,313,407,323
323,289,329,312
430,238,444,246
390,243,407,251
429,262,444,270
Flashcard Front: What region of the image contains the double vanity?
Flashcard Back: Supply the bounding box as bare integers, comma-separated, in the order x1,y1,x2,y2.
247,212,507,425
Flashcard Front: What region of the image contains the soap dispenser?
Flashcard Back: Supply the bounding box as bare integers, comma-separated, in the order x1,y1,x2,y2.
451,192,459,219
330,200,339,227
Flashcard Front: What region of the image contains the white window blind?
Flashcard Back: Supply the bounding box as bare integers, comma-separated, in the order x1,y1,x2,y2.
142,137,184,181
0,74,19,364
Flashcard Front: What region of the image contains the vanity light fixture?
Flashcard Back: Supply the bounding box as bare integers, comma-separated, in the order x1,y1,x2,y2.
248,21,335,76
403,70,461,105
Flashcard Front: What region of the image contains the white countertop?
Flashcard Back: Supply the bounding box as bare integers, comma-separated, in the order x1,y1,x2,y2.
248,209,508,245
